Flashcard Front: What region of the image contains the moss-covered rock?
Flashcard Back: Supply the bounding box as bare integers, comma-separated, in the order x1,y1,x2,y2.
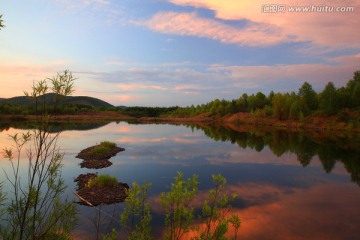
74,173,129,206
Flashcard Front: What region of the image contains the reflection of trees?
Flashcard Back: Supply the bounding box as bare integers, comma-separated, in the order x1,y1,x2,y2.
294,134,317,167
268,131,290,157
0,121,110,133
203,127,267,152
197,124,360,186
343,156,360,185
317,143,339,173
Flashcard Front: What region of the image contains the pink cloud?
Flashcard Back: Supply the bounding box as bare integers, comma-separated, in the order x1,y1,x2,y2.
209,54,360,87
117,137,169,144
117,83,168,91
106,61,128,66
116,125,132,133
117,136,201,144
0,61,73,98
147,12,291,47
184,91,200,95
166,0,360,48
117,94,138,103
57,0,110,10
173,84,203,91
173,137,202,144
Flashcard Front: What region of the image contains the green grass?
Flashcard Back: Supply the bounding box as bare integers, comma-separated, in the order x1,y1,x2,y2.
90,141,116,155
100,141,116,148
86,174,118,189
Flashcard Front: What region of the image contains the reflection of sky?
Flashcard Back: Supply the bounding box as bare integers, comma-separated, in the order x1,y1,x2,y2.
174,182,360,240
1,122,360,239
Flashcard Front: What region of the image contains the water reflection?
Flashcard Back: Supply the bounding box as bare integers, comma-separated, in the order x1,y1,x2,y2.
0,121,110,133
1,121,360,239
193,125,360,186
73,204,123,240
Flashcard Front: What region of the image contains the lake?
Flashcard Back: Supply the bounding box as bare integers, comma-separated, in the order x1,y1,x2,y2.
1,121,360,239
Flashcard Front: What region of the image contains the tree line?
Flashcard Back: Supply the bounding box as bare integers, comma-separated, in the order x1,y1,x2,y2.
172,70,360,120
1,70,359,121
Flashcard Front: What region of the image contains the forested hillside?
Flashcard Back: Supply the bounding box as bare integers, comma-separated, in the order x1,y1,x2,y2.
0,93,114,114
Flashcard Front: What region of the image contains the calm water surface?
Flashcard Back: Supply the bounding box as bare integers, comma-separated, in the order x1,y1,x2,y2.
1,121,360,239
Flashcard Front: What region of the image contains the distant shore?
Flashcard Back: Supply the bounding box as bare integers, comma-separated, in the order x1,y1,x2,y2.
1,111,359,134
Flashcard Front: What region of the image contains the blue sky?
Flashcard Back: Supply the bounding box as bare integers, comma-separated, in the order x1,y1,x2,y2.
1,0,359,106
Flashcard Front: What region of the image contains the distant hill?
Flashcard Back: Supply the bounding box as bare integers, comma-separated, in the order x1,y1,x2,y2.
0,93,114,108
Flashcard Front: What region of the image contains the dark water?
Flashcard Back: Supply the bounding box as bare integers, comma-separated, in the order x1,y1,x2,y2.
1,121,360,239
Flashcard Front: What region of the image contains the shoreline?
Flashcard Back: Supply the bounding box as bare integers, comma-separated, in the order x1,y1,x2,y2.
1,112,359,134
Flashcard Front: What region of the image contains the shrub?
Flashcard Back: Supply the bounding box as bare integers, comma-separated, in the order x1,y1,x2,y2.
1,72,77,240
105,172,241,240
86,174,118,189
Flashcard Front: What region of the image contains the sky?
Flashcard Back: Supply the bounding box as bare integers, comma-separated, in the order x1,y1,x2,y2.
0,0,360,107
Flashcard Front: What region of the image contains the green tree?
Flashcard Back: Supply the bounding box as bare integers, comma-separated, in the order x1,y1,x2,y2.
247,94,257,112
267,90,275,104
219,100,231,116
229,100,238,114
289,97,301,120
319,82,338,116
336,86,350,110
161,172,199,240
236,93,248,112
272,93,283,120
119,182,153,240
247,92,266,111
254,92,267,109
345,71,360,108
272,93,291,120
298,82,318,115
209,99,221,116
193,174,240,240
